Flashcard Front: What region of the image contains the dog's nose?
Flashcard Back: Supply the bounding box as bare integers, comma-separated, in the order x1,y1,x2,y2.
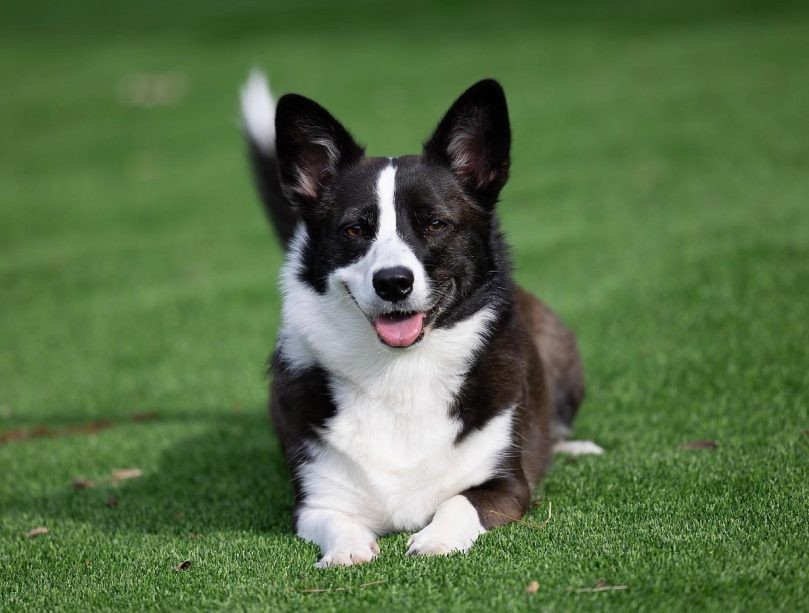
373,266,414,302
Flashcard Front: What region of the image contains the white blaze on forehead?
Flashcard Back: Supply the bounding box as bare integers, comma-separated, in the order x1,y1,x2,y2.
375,164,398,245
370,162,423,277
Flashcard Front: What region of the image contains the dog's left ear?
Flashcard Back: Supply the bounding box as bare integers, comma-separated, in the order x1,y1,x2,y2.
423,79,511,207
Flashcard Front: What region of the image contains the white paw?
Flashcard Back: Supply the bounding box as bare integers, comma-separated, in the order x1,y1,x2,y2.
296,507,379,569
406,495,484,557
407,529,469,556
315,541,380,568
553,439,604,456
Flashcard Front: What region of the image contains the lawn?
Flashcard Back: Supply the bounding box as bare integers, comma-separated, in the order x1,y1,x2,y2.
1,0,808,610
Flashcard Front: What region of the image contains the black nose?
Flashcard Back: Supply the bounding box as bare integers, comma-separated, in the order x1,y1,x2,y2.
373,266,414,302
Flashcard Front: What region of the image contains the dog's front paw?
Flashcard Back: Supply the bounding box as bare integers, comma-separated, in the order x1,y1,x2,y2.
315,541,380,568
406,495,484,557
406,524,478,556
296,507,380,569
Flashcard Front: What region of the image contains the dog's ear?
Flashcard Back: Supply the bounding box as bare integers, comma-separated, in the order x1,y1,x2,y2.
423,79,511,207
275,93,364,209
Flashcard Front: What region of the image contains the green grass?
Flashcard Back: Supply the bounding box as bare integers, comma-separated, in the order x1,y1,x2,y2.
2,0,808,610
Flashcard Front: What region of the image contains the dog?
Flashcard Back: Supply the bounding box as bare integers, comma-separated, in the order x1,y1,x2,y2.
240,71,600,568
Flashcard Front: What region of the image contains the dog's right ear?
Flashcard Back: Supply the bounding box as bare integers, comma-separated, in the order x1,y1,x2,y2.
275,94,364,210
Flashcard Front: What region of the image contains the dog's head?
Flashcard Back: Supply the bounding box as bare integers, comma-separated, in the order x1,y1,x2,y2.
276,80,511,348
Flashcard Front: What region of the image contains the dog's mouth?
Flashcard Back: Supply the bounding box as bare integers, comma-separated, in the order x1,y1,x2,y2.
373,312,425,348
344,280,455,349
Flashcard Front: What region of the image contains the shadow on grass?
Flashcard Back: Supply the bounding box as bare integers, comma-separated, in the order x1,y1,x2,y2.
6,410,295,538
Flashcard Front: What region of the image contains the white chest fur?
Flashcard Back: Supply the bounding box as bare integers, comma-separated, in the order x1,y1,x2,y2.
285,303,516,532
301,387,515,533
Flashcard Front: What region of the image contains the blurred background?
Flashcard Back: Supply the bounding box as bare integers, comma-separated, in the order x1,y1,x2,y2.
1,0,807,608
3,0,807,421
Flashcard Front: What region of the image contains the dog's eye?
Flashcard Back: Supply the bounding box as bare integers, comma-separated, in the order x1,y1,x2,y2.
344,223,365,239
425,219,447,234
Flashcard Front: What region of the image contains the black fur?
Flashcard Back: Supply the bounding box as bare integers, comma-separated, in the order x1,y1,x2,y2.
297,157,388,293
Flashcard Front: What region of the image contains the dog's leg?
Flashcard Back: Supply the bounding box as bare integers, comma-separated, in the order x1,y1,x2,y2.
407,475,529,556
296,507,379,568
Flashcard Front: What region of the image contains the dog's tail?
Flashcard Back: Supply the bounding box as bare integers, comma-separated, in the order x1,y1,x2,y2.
240,70,297,247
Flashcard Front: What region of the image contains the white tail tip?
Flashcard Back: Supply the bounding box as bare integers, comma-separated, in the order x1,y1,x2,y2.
240,68,276,154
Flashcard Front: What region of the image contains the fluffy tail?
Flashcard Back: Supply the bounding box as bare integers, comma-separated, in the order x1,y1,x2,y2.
240,70,297,247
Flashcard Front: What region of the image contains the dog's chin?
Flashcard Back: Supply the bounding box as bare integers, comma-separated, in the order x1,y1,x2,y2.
344,282,455,349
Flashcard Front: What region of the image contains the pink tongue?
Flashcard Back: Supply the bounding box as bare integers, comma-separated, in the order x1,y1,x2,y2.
374,312,425,347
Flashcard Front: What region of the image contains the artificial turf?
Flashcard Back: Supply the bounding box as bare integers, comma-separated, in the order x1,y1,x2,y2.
1,0,808,610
